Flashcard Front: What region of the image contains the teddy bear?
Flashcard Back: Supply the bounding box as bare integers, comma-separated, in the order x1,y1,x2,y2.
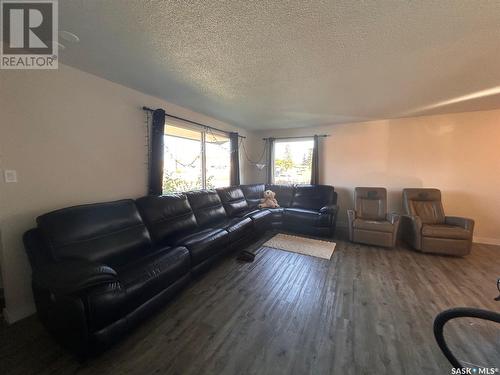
258,190,279,208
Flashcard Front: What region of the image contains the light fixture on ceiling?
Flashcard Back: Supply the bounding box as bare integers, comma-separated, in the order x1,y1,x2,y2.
59,30,80,44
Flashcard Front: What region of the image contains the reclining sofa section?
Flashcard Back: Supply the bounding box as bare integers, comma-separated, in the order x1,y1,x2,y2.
23,184,337,356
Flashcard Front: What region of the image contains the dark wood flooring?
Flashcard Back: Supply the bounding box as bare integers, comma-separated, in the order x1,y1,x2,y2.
1,233,499,374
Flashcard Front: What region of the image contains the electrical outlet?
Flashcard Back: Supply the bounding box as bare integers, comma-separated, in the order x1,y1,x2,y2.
4,170,17,183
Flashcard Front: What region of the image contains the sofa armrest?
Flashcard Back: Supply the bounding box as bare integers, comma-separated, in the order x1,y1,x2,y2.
445,216,475,232
318,204,339,237
32,260,118,295
386,213,401,247
401,215,423,250
319,204,338,215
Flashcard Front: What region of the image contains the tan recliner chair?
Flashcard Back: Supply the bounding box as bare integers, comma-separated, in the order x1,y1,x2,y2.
347,187,400,247
401,188,474,256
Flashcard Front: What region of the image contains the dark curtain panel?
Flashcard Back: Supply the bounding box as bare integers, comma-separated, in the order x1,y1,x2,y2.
229,132,240,186
310,135,320,184
148,108,166,195
266,138,275,184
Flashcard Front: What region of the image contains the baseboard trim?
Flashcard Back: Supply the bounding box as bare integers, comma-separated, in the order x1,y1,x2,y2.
473,236,500,246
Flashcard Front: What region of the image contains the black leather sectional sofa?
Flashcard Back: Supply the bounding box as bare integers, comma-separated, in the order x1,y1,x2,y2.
23,184,337,356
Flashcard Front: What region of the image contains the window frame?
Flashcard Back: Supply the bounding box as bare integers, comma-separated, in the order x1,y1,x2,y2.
163,119,231,193
204,129,231,190
273,137,314,185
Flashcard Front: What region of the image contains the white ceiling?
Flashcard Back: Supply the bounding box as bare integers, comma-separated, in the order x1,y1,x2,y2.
59,1,500,130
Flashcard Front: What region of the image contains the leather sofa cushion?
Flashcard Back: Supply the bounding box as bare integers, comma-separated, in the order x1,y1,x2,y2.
291,185,335,210
37,200,152,267
237,208,271,225
136,195,198,244
240,184,265,208
116,246,190,313
284,208,331,228
216,187,249,216
403,189,445,224
422,224,471,240
285,208,320,227
186,190,227,227
410,200,445,224
217,217,253,241
357,198,386,220
353,219,394,233
172,228,229,265
267,207,285,222
355,187,387,220
266,184,294,207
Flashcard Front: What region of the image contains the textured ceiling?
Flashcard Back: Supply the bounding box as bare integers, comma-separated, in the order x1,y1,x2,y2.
59,1,500,129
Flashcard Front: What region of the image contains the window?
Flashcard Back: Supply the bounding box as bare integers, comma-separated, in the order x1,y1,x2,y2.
163,122,230,193
273,139,314,184
163,124,203,193
205,131,230,189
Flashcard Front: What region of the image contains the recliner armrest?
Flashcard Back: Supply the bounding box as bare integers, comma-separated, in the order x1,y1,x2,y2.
402,214,422,227
346,209,356,221
445,216,474,231
386,212,400,224
401,215,423,250
32,260,118,295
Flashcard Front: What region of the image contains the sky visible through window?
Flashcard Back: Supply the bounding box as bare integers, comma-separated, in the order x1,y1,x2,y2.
274,139,314,184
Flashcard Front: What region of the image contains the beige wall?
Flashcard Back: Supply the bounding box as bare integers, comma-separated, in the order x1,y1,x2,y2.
0,64,251,323
251,110,500,244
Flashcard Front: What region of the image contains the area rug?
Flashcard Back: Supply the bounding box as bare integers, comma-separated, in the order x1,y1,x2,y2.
263,233,336,260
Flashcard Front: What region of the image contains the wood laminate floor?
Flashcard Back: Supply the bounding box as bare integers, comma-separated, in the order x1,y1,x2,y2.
1,233,499,375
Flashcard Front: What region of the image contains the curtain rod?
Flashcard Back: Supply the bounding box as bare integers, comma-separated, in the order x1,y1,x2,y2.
142,106,246,139
262,134,329,140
